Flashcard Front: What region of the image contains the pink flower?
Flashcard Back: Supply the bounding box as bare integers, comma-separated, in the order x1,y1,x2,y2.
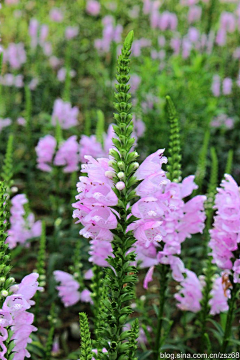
130,150,206,282
211,75,221,97
50,8,64,22
65,26,79,40
54,136,79,173
7,194,41,249
135,149,167,180
79,135,104,163
86,0,101,16
52,99,79,129
188,5,202,23
209,175,240,270
54,271,81,307
174,270,203,312
1,273,40,359
143,266,155,289
3,43,26,69
0,118,12,132
222,77,232,95
209,276,229,315
80,289,93,304
35,135,56,172
72,156,118,260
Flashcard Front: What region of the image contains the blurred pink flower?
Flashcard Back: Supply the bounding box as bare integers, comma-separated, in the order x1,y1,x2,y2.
50,8,64,22
86,0,101,16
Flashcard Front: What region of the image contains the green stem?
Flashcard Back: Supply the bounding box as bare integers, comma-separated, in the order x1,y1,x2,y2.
154,264,168,358
221,282,238,352
199,258,213,351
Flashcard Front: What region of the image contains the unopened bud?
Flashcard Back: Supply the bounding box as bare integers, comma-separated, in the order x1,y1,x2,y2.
1,290,8,297
105,171,115,179
116,181,125,191
117,161,125,170
117,172,125,180
0,277,5,284
11,186,18,193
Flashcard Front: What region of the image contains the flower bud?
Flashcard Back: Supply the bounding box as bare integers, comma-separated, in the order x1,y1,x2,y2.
11,186,18,193
116,181,125,190
0,277,5,284
105,171,115,179
1,290,8,297
117,161,125,170
117,172,125,180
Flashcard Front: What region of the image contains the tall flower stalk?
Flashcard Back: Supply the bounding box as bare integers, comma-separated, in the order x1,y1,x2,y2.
102,29,140,357
74,31,140,357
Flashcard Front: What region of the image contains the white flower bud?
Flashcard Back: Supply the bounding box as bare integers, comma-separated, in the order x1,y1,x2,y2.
117,172,125,180
1,290,8,297
116,181,125,190
105,171,115,179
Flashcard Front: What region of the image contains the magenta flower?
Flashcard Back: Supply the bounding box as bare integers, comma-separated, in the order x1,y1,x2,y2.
35,135,57,172
52,99,79,129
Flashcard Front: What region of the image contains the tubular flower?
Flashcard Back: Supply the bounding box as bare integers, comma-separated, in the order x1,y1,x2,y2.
7,194,41,249
1,274,41,360
209,275,230,315
72,156,118,261
209,174,240,275
54,270,92,307
54,135,80,173
128,150,206,274
174,269,203,312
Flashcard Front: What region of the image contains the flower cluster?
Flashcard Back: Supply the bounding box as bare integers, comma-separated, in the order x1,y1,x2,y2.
7,194,41,249
29,19,52,56
54,270,92,307
0,273,41,360
211,75,233,97
174,269,203,312
3,43,26,69
128,149,206,279
95,16,123,53
175,271,230,315
35,135,79,173
209,174,240,281
72,156,118,265
52,99,79,129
